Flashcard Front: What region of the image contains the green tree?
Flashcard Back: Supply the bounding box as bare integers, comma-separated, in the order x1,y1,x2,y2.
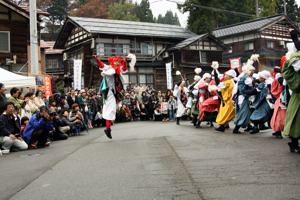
259,0,277,16
108,3,139,21
277,0,300,22
47,0,68,25
135,0,154,22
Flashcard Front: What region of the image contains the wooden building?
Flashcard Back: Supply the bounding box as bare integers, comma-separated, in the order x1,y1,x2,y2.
213,15,300,71
44,41,64,76
54,16,198,90
0,0,47,74
54,17,229,90
167,33,227,84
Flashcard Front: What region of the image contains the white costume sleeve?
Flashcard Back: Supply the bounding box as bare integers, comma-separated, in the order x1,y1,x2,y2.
101,64,116,76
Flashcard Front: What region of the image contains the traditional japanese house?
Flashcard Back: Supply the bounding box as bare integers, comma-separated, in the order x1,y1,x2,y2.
167,33,228,84
213,15,300,71
54,16,199,89
0,0,47,74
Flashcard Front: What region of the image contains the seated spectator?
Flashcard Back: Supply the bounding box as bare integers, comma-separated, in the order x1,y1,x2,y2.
140,104,148,121
24,92,39,118
161,99,169,122
0,83,7,115
69,103,84,135
23,106,54,148
132,104,141,121
168,95,176,121
8,87,24,112
20,116,29,137
34,90,45,108
0,102,28,153
49,109,68,141
154,106,163,121
60,110,82,136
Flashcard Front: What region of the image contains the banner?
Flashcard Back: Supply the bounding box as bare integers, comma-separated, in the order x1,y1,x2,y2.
166,62,173,90
229,58,241,72
44,75,52,100
73,59,82,90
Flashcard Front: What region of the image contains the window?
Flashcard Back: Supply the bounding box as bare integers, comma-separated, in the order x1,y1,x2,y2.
104,43,113,56
141,43,153,55
123,44,130,55
129,74,137,84
0,31,10,52
201,51,207,63
244,42,254,51
139,74,146,84
96,43,105,56
267,41,274,49
46,59,59,69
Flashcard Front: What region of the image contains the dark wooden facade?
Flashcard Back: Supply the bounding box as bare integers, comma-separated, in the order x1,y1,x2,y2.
215,15,299,71
0,0,45,74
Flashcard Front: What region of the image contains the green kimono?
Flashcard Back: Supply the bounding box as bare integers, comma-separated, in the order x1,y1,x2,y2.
282,52,300,138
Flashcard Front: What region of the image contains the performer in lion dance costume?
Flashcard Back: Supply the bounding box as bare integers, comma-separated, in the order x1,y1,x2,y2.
93,54,136,139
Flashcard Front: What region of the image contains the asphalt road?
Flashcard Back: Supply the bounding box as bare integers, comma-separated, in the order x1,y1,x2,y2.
1,121,300,200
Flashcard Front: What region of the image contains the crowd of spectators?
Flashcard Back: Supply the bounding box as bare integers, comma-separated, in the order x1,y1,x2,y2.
0,83,178,155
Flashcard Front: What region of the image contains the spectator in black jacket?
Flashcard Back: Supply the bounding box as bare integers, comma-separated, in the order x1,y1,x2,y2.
0,83,7,114
0,102,28,153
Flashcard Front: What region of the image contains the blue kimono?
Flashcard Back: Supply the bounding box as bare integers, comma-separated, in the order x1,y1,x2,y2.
234,75,257,127
250,83,272,122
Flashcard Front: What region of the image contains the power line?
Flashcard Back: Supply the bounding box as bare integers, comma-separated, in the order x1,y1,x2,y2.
150,0,255,18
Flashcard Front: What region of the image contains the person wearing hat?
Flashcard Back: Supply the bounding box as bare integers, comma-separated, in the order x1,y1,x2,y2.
215,70,236,132
94,54,136,139
233,62,258,134
281,29,300,153
249,70,272,134
173,80,188,125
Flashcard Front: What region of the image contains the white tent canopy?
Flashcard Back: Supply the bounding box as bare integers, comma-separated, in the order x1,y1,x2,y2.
0,68,36,88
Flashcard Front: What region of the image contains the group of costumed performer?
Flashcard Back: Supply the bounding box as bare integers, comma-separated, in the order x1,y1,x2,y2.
282,29,300,153
93,54,136,139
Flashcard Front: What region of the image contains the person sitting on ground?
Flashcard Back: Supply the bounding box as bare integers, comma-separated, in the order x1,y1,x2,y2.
24,92,39,118
0,83,7,115
20,116,29,138
49,109,68,141
8,87,24,112
140,103,148,121
34,90,45,108
60,110,81,136
0,102,28,153
69,103,84,135
154,105,163,121
23,106,54,148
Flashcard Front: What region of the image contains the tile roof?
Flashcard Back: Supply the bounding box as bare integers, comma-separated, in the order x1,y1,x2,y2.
213,15,285,38
69,16,196,39
170,34,208,50
43,41,64,54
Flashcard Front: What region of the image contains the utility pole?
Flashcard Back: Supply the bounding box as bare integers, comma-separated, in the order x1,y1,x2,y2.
29,0,40,75
255,0,259,17
283,0,287,15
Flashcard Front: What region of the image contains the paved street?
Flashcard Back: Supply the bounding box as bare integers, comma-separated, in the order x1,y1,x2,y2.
1,121,300,200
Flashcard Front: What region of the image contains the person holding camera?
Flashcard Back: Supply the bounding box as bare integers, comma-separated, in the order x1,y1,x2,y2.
69,103,84,135
0,102,28,153
23,106,54,148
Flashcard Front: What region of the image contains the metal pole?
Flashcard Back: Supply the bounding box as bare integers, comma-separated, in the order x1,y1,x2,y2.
29,0,40,75
283,0,287,15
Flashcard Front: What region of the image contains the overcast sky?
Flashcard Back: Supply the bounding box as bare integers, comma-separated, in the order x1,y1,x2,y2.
134,0,300,28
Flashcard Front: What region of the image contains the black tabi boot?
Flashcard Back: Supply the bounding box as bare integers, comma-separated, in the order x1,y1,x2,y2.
250,126,259,134
259,123,269,130
244,124,253,132
233,126,241,134
104,128,112,139
176,117,180,125
272,131,283,139
288,138,299,153
215,125,225,132
195,121,201,128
